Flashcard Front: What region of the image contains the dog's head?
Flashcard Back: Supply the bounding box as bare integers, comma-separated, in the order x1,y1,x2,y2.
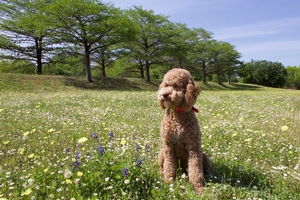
157,68,200,112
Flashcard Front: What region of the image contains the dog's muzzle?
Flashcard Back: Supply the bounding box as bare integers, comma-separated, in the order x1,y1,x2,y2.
158,88,172,101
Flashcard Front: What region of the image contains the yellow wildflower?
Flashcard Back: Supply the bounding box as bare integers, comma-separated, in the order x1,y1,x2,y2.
66,179,72,184
77,137,88,144
28,153,35,159
281,126,288,131
120,140,126,145
23,131,30,136
77,171,83,177
48,128,54,133
22,188,32,195
18,148,25,155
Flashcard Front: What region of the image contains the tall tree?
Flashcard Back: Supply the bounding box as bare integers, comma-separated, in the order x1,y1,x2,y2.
46,0,135,82
91,46,115,77
160,23,198,72
0,0,54,74
189,28,214,83
123,6,176,82
237,59,256,83
210,41,241,84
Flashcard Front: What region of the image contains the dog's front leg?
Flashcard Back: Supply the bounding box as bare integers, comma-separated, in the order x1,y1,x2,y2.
188,149,204,195
162,145,177,183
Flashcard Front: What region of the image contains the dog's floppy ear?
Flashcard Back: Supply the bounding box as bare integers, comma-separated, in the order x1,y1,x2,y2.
180,79,200,111
158,99,166,110
158,83,166,110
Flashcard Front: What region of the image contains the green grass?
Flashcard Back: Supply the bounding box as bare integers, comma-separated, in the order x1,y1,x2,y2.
0,74,300,199
0,73,266,92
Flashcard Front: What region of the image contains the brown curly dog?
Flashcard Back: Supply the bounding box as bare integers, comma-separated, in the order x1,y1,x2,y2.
157,68,211,196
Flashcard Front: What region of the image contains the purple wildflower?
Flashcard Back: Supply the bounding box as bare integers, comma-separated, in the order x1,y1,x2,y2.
90,132,98,139
122,167,129,176
137,158,142,168
75,151,80,160
136,144,141,152
65,148,70,154
109,132,114,139
72,160,80,170
145,144,150,152
98,146,105,155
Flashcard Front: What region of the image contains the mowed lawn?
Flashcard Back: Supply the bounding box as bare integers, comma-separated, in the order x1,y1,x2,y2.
0,75,300,199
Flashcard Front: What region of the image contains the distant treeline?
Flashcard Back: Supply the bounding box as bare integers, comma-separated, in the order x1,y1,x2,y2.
0,0,299,89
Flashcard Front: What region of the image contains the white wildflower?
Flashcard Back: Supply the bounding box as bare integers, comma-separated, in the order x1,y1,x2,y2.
64,171,73,179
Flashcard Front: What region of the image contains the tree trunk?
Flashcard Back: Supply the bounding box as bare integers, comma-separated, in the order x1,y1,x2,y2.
85,46,93,82
218,74,221,84
139,61,144,78
202,62,206,83
35,38,43,75
227,70,231,84
101,60,106,77
145,60,150,82
140,67,144,78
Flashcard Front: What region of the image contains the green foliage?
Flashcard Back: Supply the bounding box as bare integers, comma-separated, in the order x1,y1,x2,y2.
286,66,300,89
44,55,85,76
189,32,241,84
45,0,136,82
108,58,143,78
1,77,300,199
123,6,183,81
0,60,35,74
211,74,219,83
239,60,287,88
0,0,55,74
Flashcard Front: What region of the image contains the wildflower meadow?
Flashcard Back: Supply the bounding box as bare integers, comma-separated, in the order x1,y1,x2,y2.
0,78,300,199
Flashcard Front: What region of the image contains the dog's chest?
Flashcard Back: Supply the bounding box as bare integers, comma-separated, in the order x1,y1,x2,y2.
163,124,186,143
162,113,197,143
172,126,185,141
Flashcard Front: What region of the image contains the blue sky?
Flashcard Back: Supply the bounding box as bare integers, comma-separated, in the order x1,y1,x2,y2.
107,0,300,67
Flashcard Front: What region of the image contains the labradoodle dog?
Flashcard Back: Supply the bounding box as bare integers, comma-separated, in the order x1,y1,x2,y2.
157,68,211,196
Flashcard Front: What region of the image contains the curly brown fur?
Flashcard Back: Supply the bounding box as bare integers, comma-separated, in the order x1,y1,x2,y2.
157,68,212,196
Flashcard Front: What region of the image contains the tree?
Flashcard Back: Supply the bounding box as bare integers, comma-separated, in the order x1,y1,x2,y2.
46,0,135,82
237,59,255,83
160,23,199,73
189,28,214,83
44,53,84,76
91,46,115,77
240,60,287,88
0,59,35,74
0,0,54,74
286,66,300,89
123,6,177,82
210,41,241,84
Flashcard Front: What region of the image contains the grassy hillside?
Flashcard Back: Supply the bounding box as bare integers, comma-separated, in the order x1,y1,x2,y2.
0,73,266,92
1,73,300,199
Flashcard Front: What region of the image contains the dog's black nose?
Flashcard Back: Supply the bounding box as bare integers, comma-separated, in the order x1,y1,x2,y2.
162,93,169,98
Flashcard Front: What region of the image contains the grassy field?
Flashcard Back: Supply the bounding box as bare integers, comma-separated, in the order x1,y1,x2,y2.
0,74,300,199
